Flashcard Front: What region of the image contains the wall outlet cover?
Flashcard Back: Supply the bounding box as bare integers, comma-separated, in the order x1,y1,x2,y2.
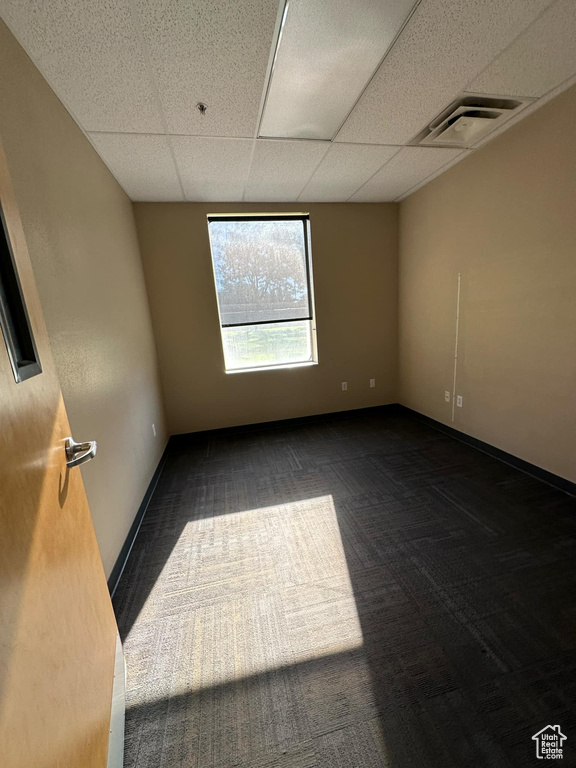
456,395,463,407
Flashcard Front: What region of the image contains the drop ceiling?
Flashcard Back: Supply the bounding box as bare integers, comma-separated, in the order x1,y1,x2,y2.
1,0,576,203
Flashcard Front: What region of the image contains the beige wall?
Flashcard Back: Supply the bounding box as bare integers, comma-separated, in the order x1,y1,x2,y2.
135,203,398,434
0,20,167,577
399,84,576,483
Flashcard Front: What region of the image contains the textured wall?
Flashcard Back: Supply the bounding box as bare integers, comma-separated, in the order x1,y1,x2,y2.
399,84,576,483
134,202,398,434
0,20,167,576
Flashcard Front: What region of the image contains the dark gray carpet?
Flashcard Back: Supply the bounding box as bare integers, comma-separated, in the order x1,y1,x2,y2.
113,408,576,768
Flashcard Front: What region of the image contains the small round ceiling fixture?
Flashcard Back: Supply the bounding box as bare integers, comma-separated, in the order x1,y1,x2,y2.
196,102,208,116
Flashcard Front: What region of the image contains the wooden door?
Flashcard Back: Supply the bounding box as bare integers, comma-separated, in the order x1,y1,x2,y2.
0,139,117,767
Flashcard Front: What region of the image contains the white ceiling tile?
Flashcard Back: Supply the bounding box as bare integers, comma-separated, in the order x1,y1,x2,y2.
468,0,576,98
350,147,464,201
299,144,400,202
244,140,329,202
336,0,553,146
0,0,163,132
88,133,184,201
132,0,280,137
172,137,254,202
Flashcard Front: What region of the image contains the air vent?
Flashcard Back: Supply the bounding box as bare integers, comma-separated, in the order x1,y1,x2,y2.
411,94,533,148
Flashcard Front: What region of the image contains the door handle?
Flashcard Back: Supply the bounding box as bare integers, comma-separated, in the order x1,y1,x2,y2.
65,437,97,468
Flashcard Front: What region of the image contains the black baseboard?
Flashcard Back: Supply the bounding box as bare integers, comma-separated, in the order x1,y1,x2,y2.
107,442,171,598
398,405,576,498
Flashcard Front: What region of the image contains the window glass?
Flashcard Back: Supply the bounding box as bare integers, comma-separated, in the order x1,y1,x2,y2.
209,218,310,325
221,320,312,370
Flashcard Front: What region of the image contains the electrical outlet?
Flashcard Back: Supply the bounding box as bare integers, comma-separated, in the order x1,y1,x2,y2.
444,391,450,403
370,379,376,388
342,381,348,391
456,395,463,408
152,423,157,436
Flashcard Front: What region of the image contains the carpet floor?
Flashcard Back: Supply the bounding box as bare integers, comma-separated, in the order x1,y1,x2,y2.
113,408,576,768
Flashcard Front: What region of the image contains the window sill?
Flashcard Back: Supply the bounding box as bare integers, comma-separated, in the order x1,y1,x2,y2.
225,361,318,375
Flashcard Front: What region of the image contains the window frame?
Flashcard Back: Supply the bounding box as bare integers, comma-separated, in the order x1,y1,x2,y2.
207,213,318,373
0,203,42,383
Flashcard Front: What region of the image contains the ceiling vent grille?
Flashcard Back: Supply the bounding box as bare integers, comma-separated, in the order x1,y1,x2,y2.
411,94,533,148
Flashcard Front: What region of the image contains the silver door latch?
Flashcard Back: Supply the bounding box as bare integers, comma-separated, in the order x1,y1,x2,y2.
65,437,97,468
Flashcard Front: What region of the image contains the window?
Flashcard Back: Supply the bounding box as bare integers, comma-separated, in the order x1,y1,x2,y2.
207,214,317,372
0,203,41,383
